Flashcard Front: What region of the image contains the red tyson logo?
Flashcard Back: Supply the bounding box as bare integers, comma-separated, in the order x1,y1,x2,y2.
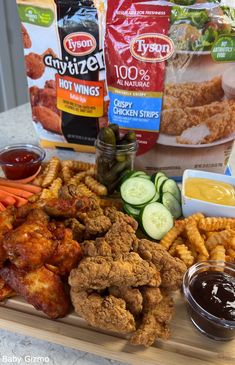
130,33,174,62
63,32,97,56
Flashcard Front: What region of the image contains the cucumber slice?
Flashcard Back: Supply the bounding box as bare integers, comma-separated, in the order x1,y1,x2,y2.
141,202,173,240
151,171,166,186
130,171,148,178
149,191,160,203
138,174,151,180
162,192,182,219
162,179,181,202
156,176,168,193
123,203,141,219
121,177,156,206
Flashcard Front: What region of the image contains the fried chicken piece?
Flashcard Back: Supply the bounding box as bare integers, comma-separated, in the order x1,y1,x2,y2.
82,238,112,257
134,239,187,291
0,277,15,301
45,80,56,89
164,76,224,109
33,106,62,134
177,105,235,144
30,81,60,116
160,99,230,136
109,286,143,315
84,215,112,237
64,218,85,242
70,290,135,333
0,264,70,318
69,252,161,290
46,227,82,276
104,207,138,231
130,291,173,347
3,211,56,270
0,207,16,267
25,53,45,79
21,24,31,49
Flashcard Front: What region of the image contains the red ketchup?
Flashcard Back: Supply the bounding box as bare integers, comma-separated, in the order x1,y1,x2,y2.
0,149,41,179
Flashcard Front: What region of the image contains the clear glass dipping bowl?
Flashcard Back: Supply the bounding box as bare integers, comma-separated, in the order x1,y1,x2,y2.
183,261,235,341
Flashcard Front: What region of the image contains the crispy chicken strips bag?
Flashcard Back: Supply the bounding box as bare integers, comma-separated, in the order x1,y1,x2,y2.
17,0,107,152
105,0,235,177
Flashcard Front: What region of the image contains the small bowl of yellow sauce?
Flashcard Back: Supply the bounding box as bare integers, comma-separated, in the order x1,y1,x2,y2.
182,170,235,217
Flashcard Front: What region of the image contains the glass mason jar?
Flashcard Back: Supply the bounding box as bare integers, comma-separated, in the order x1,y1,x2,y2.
95,137,138,193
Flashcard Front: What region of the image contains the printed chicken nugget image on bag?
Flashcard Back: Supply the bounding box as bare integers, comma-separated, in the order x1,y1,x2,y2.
17,0,107,152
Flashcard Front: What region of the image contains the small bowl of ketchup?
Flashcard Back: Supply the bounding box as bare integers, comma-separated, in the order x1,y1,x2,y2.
0,144,45,180
183,261,235,341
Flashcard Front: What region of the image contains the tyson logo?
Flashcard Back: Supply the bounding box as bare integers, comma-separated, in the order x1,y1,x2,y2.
130,33,174,62
63,32,97,56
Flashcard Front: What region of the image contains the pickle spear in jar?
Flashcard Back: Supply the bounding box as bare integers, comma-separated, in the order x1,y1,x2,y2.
95,127,137,193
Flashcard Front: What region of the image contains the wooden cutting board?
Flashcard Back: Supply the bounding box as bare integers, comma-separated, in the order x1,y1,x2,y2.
0,292,234,365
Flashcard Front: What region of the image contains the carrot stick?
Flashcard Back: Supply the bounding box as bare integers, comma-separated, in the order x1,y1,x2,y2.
0,178,41,193
0,185,33,198
0,189,28,207
0,195,16,206
0,202,6,211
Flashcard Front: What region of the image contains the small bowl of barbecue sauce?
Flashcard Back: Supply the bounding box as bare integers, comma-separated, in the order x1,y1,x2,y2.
0,144,45,180
183,261,235,341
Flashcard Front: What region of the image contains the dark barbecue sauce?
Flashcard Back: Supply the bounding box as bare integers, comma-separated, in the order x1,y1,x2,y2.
190,271,235,321
0,149,40,179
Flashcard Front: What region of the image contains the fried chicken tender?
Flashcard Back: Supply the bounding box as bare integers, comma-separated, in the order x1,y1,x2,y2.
2,210,56,270
130,291,173,347
70,290,135,333
0,265,70,318
25,53,45,79
104,207,138,231
47,227,82,276
84,215,112,237
42,197,89,218
33,106,62,134
21,24,31,49
164,77,224,109
64,218,85,242
161,100,230,135
82,238,112,257
109,286,143,315
177,106,235,144
69,253,161,290
134,239,186,290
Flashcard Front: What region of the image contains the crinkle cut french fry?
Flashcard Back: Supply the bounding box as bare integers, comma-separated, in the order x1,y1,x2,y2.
186,221,209,258
197,254,209,262
185,212,204,224
42,157,61,188
84,176,108,196
69,171,87,186
210,245,226,262
76,183,95,198
61,166,73,183
62,160,95,171
227,248,235,260
198,217,235,231
206,229,234,251
175,244,194,267
160,221,185,250
168,237,184,256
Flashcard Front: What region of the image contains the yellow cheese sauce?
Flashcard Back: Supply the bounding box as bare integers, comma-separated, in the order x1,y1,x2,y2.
185,177,235,206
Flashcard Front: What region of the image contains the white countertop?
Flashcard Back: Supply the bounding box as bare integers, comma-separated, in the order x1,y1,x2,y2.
0,103,128,365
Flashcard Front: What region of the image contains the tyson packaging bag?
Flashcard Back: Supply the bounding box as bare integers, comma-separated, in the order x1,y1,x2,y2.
105,0,235,178
17,0,107,152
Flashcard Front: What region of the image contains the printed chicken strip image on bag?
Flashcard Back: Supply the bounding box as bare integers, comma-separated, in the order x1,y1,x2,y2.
17,0,107,152
105,0,235,178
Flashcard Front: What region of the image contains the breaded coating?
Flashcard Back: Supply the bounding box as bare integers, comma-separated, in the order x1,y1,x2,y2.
69,252,161,290
2,214,56,271
84,215,112,237
134,239,186,291
164,77,224,109
104,207,138,231
161,100,230,136
42,197,91,218
0,277,15,301
130,291,173,347
103,221,137,256
82,238,112,257
109,286,143,315
70,290,135,333
64,218,85,242
0,207,15,268
0,265,70,318
46,228,82,276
